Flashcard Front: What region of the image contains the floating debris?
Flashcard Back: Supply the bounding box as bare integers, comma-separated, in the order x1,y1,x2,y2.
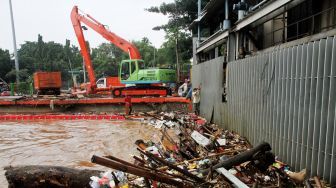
89,112,331,188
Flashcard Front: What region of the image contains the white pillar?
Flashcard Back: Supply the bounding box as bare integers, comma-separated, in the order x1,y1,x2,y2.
9,0,20,83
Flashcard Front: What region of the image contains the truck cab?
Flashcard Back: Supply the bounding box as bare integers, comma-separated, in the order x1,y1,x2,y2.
96,77,125,88
96,78,107,88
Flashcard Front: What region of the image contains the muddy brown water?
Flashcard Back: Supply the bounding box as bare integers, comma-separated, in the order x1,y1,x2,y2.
0,120,160,187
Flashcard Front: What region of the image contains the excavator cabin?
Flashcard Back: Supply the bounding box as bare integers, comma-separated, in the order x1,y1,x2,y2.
119,59,176,85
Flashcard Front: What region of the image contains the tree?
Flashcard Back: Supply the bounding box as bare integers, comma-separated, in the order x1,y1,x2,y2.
91,43,127,77
132,37,157,67
146,0,199,33
16,35,83,84
5,69,30,83
146,0,197,80
0,49,12,81
64,39,83,73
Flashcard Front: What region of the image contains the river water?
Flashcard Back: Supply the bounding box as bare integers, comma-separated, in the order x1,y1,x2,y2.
0,120,160,187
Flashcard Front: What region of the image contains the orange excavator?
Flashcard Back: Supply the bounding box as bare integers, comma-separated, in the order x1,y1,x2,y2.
71,6,176,97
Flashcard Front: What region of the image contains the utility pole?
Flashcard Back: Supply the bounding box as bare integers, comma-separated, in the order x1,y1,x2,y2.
9,0,20,84
153,47,156,67
198,0,201,43
82,61,86,83
175,37,180,83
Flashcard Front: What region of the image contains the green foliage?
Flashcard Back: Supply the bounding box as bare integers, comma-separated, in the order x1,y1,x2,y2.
146,0,198,32
13,81,33,95
146,0,195,72
164,32,192,63
132,37,156,67
0,49,12,81
91,43,127,77
5,69,30,82
16,34,83,85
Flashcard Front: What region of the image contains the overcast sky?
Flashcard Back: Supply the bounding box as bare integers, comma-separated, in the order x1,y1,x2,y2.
0,0,174,53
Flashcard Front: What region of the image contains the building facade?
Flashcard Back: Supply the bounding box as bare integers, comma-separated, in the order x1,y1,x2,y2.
190,0,336,184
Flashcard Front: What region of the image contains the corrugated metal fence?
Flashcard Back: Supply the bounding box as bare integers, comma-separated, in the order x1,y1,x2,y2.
192,35,336,184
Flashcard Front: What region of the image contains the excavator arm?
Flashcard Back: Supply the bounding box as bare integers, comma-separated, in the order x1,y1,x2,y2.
70,6,141,92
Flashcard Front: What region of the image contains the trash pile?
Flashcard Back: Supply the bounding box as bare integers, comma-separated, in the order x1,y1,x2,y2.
90,111,329,188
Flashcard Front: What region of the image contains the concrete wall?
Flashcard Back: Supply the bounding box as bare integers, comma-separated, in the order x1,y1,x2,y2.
192,34,336,184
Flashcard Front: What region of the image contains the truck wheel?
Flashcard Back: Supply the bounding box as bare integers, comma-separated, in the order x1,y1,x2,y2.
55,89,61,96
38,90,45,96
167,88,171,96
112,89,122,97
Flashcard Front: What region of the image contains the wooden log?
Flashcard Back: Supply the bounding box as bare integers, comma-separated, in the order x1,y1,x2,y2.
4,165,102,188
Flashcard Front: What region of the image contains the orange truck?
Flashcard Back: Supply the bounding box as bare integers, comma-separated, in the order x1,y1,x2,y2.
33,72,62,95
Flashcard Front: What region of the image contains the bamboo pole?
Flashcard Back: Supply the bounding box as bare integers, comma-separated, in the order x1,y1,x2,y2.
91,155,186,187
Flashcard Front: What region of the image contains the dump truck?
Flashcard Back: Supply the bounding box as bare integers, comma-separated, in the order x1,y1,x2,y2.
33,72,62,95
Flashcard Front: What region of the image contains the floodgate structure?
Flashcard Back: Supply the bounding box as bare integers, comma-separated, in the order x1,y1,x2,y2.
190,0,336,184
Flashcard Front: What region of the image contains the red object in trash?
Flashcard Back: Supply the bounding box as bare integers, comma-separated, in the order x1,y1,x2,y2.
196,119,206,126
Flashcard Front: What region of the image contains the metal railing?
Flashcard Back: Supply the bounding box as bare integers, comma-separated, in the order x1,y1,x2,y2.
10,82,34,96
264,5,336,48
